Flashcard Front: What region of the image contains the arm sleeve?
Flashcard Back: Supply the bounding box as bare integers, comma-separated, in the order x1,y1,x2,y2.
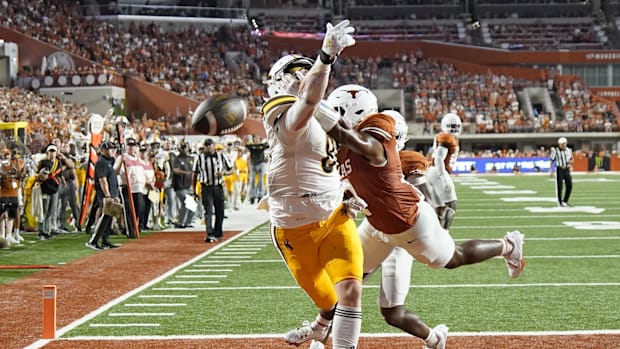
284,60,331,132
433,145,448,175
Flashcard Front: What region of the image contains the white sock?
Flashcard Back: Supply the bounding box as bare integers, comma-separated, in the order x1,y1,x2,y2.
424,327,439,347
331,305,362,349
313,314,331,329
501,238,513,256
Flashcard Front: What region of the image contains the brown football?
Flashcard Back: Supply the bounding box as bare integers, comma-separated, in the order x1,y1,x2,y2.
191,95,247,136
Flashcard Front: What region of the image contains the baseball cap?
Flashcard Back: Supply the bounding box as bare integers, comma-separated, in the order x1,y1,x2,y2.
204,138,214,146
558,137,568,144
126,138,138,146
101,141,118,150
46,144,58,152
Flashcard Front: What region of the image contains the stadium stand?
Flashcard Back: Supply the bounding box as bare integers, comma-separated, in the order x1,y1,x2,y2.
1,0,619,142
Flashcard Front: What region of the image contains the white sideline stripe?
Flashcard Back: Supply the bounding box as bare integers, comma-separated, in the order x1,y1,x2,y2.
89,323,161,327
138,295,197,298
151,282,620,292
167,281,220,284
62,329,620,341
175,275,227,278
124,303,187,307
108,313,175,317
184,269,234,272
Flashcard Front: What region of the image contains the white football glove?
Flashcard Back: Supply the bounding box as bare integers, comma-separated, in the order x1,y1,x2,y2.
343,195,371,219
321,19,356,58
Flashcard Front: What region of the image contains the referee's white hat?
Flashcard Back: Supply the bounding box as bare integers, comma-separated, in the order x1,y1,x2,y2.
558,137,567,144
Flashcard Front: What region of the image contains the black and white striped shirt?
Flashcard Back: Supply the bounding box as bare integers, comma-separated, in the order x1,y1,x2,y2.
550,146,573,169
193,151,232,186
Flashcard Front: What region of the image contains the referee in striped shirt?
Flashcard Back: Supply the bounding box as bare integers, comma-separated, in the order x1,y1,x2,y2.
193,138,233,243
549,137,574,207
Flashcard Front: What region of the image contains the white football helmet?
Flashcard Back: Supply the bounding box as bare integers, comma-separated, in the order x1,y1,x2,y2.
327,84,378,126
265,54,315,97
382,110,409,151
440,113,462,136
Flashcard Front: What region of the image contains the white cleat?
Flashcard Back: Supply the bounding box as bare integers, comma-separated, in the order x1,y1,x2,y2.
423,324,449,349
284,321,330,346
504,230,525,278
14,231,25,242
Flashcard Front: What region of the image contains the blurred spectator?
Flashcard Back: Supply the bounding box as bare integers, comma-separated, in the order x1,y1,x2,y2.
245,135,269,204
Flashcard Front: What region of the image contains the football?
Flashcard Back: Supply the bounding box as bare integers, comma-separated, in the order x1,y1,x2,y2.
191,95,247,136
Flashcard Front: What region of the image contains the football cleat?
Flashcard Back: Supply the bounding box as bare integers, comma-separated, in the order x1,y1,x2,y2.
423,324,448,349
284,321,330,345
504,230,525,278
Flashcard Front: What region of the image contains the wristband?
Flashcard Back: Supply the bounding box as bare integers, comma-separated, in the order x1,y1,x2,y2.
318,49,336,65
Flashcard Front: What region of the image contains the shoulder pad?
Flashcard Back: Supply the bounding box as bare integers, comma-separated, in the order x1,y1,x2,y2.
261,95,297,127
436,132,457,146
357,113,395,142
399,150,429,175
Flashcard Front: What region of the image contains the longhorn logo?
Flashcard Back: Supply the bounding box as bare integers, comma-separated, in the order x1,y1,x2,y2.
346,90,363,98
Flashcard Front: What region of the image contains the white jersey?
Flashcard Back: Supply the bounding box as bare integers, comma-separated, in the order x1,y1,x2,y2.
262,95,343,229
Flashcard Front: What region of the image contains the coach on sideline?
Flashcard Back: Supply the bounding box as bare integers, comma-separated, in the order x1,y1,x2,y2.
549,137,574,207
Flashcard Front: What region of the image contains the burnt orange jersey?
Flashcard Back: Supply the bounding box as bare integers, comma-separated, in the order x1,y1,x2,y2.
432,132,459,173
0,159,23,198
338,113,420,235
399,150,429,177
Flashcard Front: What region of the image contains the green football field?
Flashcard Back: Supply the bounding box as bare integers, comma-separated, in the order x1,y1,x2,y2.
3,173,620,338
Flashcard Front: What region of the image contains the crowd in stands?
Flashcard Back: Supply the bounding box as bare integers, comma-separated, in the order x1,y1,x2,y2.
1,0,619,139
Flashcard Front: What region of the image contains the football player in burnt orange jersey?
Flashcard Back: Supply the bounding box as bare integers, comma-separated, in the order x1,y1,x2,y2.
425,112,462,229
308,84,525,349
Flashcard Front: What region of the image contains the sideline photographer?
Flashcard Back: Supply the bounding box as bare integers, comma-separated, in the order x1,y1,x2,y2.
36,144,71,239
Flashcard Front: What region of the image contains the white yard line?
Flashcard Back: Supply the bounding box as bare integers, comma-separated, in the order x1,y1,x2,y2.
124,303,187,307
456,214,620,219
138,295,197,298
108,313,175,317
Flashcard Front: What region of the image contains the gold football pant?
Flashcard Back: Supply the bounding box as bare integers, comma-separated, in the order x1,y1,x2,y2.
271,206,363,310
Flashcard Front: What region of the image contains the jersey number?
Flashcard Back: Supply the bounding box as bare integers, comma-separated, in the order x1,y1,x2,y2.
321,137,338,173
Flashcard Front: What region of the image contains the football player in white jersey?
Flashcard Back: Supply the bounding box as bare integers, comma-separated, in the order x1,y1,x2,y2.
261,20,364,349
425,112,462,229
